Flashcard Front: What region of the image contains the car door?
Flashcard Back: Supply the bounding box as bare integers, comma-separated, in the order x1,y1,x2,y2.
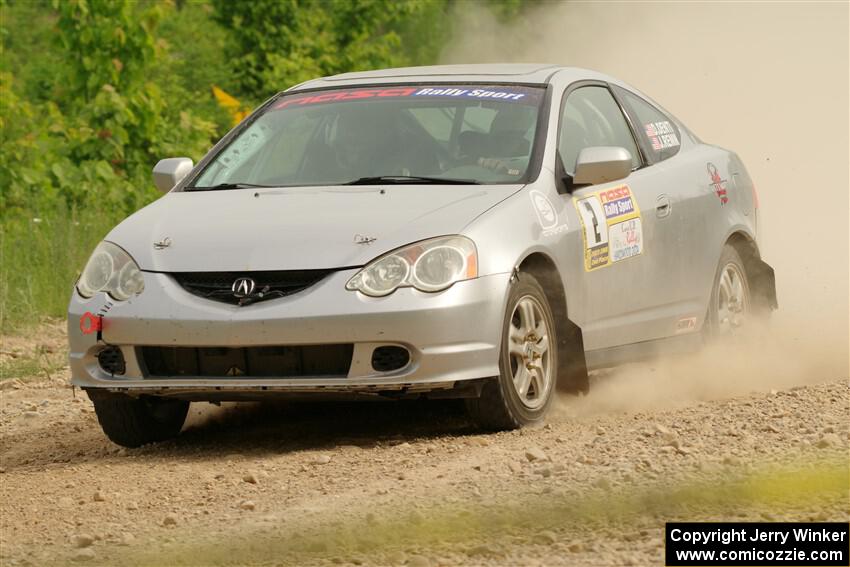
611,86,712,335
557,84,681,350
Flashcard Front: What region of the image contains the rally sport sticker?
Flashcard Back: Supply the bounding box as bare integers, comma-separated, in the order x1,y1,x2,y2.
574,185,643,271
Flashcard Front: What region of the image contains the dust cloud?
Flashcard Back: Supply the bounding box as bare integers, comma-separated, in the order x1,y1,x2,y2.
558,322,843,417
443,2,850,411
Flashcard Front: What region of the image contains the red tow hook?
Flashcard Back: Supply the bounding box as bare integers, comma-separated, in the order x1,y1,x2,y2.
79,312,103,335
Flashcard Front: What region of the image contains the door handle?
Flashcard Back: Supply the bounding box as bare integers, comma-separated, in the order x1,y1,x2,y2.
656,194,672,218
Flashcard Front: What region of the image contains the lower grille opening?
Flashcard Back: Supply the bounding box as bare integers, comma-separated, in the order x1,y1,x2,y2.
140,345,353,378
97,346,126,375
371,346,410,372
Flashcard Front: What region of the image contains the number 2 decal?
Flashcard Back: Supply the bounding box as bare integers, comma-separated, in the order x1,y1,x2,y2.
574,185,643,271
577,197,607,247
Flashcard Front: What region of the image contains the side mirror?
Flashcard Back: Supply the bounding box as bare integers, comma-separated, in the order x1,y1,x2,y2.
152,157,194,193
572,146,632,186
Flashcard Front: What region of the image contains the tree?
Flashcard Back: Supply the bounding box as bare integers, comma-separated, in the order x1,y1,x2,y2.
212,0,452,101
54,0,160,103
49,0,215,210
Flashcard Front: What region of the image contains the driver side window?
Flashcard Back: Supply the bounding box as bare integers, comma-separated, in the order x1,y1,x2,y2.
558,86,640,174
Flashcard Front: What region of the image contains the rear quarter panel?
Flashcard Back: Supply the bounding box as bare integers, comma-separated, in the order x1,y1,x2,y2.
664,142,759,324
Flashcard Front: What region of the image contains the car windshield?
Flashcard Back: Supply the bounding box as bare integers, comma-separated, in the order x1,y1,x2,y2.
190,84,546,189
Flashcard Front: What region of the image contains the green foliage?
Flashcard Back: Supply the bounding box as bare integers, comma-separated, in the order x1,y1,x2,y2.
1,0,217,218
52,0,162,103
154,1,233,131
485,0,527,21
212,0,453,101
0,0,219,331
0,0,529,331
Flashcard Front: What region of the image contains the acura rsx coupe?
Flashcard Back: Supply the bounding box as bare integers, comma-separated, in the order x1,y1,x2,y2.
68,64,777,447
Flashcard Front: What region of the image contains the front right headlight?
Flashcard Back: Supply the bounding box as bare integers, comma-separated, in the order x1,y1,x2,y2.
346,236,478,297
77,241,145,300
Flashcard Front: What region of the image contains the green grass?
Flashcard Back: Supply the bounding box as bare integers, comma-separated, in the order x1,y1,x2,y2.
0,341,66,382
114,458,850,566
0,211,120,333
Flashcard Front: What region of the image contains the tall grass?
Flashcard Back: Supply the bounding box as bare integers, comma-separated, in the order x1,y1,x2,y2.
0,209,122,333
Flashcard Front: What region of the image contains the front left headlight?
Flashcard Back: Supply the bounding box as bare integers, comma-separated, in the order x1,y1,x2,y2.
77,241,145,300
346,236,478,297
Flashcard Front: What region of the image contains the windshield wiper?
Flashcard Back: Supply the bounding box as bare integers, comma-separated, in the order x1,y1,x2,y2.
186,182,274,191
344,175,480,186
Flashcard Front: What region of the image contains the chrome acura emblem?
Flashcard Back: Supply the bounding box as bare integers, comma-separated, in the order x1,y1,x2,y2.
231,277,256,298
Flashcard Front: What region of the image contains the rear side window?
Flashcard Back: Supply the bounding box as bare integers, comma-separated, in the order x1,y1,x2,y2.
614,86,681,163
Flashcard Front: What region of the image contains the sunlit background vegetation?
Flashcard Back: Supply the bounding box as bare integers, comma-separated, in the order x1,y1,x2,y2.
0,0,525,333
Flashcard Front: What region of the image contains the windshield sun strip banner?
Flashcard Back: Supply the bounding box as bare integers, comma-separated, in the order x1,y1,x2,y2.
271,85,543,110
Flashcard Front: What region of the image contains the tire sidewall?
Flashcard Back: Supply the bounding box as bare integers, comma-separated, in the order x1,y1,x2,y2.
707,245,751,337
496,273,558,424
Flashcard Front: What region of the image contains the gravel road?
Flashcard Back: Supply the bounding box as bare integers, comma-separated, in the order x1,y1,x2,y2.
1,329,848,567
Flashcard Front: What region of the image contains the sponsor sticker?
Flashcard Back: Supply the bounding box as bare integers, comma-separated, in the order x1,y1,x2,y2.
675,316,698,333
707,162,729,205
530,190,569,237
272,86,540,111
574,184,643,271
530,190,558,229
644,120,679,151
609,218,642,262
413,87,527,101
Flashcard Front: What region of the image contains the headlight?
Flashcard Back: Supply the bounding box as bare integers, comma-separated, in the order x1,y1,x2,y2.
346,236,477,297
77,241,145,300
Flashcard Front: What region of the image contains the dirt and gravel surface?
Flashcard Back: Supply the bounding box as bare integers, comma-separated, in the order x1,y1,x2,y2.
1,326,848,567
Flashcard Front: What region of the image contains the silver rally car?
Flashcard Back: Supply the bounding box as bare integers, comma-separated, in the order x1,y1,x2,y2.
68,64,777,447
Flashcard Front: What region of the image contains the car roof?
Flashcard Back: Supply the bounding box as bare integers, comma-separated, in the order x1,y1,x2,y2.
288,64,612,91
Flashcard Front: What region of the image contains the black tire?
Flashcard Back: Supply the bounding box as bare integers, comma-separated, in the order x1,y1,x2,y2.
87,390,189,448
706,244,751,338
466,272,558,430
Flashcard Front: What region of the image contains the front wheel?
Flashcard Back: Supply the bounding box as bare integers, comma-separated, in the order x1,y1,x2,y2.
466,272,557,430
88,391,189,448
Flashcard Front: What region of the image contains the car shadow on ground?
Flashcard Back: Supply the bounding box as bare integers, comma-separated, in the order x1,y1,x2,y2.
1,398,480,470
168,398,478,459
4,374,622,470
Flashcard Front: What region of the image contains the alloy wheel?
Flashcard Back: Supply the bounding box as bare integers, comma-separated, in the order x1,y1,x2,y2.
507,295,553,409
717,262,747,334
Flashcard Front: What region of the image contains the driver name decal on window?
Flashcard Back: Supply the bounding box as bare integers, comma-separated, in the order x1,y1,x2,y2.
574,185,643,271
643,121,679,151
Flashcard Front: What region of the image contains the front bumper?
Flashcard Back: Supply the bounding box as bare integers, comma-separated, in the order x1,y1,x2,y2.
68,270,510,398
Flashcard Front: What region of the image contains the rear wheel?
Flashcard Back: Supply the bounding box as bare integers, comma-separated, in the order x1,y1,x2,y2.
707,245,751,337
466,273,557,430
87,391,189,448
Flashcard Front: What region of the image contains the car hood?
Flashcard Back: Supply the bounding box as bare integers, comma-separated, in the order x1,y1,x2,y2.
107,185,523,272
